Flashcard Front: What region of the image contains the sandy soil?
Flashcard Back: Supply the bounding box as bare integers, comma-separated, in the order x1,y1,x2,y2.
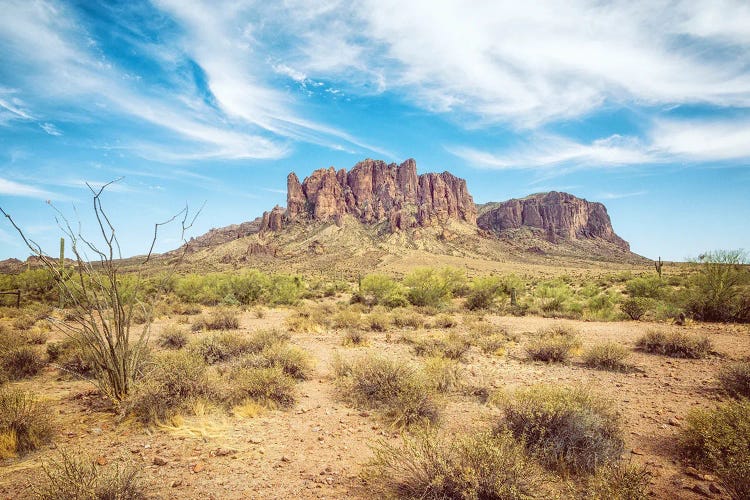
1,305,748,499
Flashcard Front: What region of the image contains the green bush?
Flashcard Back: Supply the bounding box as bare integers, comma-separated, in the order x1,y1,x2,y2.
365,429,545,499
582,343,632,372
335,355,439,427
685,250,750,322
620,298,651,320
526,326,582,363
635,330,712,358
0,388,55,458
358,274,406,307
680,399,750,500
464,276,504,310
718,361,750,399
501,385,624,473
403,268,456,308
624,275,665,299
35,449,145,500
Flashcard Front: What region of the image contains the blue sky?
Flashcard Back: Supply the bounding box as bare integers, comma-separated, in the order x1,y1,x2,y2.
1,0,749,262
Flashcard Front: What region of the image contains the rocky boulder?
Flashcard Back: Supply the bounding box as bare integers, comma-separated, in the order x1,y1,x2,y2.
477,192,629,250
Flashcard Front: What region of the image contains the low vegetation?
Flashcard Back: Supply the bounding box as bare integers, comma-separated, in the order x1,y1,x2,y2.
635,329,712,358
422,356,463,393
35,450,145,500
680,399,750,500
0,388,55,458
158,325,189,349
582,342,632,371
585,462,651,500
717,361,750,399
365,429,546,499
191,308,240,331
526,326,582,362
500,385,624,473
334,355,439,427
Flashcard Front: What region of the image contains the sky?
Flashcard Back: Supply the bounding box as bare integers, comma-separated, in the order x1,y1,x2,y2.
0,0,749,262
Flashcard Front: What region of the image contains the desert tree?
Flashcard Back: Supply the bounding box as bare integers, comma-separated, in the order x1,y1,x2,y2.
0,179,201,403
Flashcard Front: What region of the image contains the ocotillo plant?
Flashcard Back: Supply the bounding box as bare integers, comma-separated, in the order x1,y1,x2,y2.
58,237,65,308
655,256,663,278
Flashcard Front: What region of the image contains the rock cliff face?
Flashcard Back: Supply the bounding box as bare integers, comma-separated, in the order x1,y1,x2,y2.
477,192,629,250
263,158,477,231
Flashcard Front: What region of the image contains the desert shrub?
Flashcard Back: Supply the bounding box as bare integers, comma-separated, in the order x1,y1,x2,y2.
232,343,311,381
336,355,439,426
423,356,463,392
586,462,651,500
342,330,368,347
390,308,424,329
624,275,665,299
583,342,632,371
1,345,45,380
365,429,545,499
620,298,651,320
35,449,145,500
332,308,362,330
526,326,582,363
685,250,750,323
45,342,63,362
50,341,95,378
224,366,296,408
190,308,239,331
465,276,505,310
366,310,391,331
24,327,49,345
413,333,471,361
268,274,304,305
718,361,750,399
0,388,55,458
584,292,620,321
635,329,712,358
432,313,457,328
191,332,258,364
285,304,330,333
403,268,455,308
12,314,36,331
501,385,624,473
128,350,214,424
531,280,582,319
680,399,750,500
158,325,189,350
358,274,407,307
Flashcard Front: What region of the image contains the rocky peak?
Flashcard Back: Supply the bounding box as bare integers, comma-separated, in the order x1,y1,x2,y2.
261,158,477,231
477,191,629,250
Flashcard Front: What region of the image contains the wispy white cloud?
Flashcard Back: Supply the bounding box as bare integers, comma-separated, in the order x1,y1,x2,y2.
448,116,750,170
597,190,648,200
0,177,62,200
39,122,62,136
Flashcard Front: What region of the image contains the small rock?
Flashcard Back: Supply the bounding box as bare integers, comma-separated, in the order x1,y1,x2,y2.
668,418,682,427
686,466,702,479
170,480,182,488
96,456,107,466
153,457,167,466
192,462,205,473
91,427,103,435
281,456,291,463
249,437,263,444
692,483,711,497
631,449,645,455
214,448,235,457
709,483,721,494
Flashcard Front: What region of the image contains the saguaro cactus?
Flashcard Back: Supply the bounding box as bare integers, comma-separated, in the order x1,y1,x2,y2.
654,256,663,278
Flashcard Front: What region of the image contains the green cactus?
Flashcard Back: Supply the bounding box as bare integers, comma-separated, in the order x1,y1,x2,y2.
654,256,663,278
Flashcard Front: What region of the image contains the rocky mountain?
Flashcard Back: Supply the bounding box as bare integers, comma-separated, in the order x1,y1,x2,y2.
261,158,477,232
477,192,629,250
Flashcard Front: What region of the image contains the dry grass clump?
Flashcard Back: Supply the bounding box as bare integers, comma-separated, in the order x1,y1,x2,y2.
635,329,712,358
582,342,632,372
431,313,457,328
526,326,582,363
500,385,624,473
717,361,750,399
1,345,45,380
223,366,296,408
422,356,463,393
585,462,651,500
335,355,439,427
364,429,546,499
128,350,215,424
332,308,362,330
285,304,330,333
230,342,312,381
47,340,95,378
0,388,55,458
390,308,425,329
413,332,471,361
24,327,49,345
35,450,145,500
680,399,750,500
158,325,189,350
11,314,36,331
342,330,369,347
366,310,391,331
191,308,240,331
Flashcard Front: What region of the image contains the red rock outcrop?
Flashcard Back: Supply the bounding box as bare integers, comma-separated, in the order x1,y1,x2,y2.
477,192,629,250
261,158,477,231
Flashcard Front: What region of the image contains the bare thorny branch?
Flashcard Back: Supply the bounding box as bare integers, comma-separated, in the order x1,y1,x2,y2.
0,179,201,403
